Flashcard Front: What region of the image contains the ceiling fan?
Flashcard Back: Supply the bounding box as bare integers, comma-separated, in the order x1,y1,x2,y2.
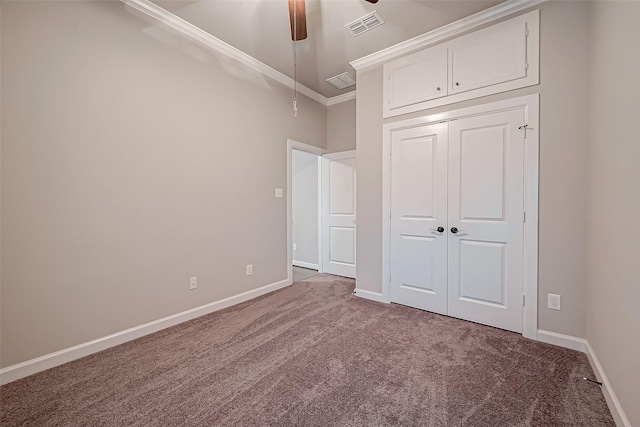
288,0,379,41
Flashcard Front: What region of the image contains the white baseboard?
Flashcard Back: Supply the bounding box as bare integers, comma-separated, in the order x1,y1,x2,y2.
0,278,292,386
584,341,631,427
353,288,388,304
536,329,587,352
536,329,630,427
292,260,319,270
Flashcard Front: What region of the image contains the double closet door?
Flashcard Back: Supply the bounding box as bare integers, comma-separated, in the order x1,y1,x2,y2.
390,109,525,333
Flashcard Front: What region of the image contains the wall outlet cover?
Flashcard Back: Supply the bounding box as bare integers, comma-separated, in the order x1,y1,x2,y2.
189,276,197,290
246,264,253,276
547,293,561,310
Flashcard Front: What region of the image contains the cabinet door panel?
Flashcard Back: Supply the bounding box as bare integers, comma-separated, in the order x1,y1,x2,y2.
384,47,447,112
449,23,527,94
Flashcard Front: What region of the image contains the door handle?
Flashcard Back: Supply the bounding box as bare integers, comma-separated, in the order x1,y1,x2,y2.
430,226,445,233
450,227,465,234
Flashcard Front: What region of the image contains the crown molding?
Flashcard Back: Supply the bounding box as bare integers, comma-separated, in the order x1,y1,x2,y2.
122,0,330,106
326,91,356,106
350,0,547,70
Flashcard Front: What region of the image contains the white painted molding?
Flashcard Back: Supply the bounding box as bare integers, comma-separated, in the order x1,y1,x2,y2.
122,0,331,106
326,91,356,106
0,278,292,385
535,330,630,425
350,0,547,70
353,288,389,304
584,341,632,427
536,329,587,352
292,260,319,271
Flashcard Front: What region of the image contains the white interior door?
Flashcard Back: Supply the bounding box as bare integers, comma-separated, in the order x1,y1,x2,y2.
447,109,524,332
390,123,448,314
322,151,356,278
387,109,525,332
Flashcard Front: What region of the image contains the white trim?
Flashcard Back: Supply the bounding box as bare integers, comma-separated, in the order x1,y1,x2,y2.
292,261,319,271
535,331,631,426
287,140,327,285
350,0,547,70
536,329,587,352
522,95,540,340
353,288,388,304
122,0,328,106
585,341,632,427
317,155,324,273
381,94,539,339
327,91,356,106
0,278,291,385
322,150,356,161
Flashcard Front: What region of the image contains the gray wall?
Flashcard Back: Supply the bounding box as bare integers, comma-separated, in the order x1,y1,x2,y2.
586,2,640,425
327,99,356,153
356,1,590,337
292,150,319,267
0,1,327,367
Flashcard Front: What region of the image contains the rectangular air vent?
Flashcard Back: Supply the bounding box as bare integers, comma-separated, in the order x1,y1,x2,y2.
326,72,356,90
345,11,384,37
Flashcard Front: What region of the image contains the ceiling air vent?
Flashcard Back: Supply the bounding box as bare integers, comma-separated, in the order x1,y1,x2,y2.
345,11,384,37
326,72,356,90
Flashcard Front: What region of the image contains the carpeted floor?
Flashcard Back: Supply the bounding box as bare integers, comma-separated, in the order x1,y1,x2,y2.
1,274,614,426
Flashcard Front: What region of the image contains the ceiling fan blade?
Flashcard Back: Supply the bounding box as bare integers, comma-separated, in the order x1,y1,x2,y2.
288,0,307,41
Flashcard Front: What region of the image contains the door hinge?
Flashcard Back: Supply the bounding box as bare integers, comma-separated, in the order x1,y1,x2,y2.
525,62,529,69
523,295,526,306
523,211,526,223
525,27,529,37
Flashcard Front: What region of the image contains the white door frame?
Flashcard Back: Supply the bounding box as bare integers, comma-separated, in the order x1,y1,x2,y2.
381,94,539,339
287,139,326,284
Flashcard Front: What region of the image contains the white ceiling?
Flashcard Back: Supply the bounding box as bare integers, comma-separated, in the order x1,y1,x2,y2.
152,0,503,98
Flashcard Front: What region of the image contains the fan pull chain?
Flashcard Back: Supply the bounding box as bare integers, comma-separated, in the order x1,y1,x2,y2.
292,0,298,118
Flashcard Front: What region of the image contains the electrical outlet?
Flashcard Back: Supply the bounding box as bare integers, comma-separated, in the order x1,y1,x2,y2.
246,264,253,276
189,276,197,290
548,293,561,310
293,243,297,251
275,188,283,198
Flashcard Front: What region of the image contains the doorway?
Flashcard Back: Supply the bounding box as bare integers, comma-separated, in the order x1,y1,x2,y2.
292,149,321,279
287,140,325,284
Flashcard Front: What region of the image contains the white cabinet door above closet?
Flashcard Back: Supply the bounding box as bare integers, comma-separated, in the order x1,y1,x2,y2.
449,22,528,95
381,10,539,119
384,47,447,114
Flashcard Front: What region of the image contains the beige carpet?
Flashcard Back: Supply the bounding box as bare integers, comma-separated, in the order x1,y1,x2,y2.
1,274,614,426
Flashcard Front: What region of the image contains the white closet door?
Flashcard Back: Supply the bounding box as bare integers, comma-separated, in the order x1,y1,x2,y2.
390,123,448,314
447,109,524,333
322,151,356,278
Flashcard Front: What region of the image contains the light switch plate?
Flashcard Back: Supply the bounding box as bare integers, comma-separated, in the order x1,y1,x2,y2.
275,188,283,198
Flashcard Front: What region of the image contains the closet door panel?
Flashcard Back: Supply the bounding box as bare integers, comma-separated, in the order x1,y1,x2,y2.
389,123,448,314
